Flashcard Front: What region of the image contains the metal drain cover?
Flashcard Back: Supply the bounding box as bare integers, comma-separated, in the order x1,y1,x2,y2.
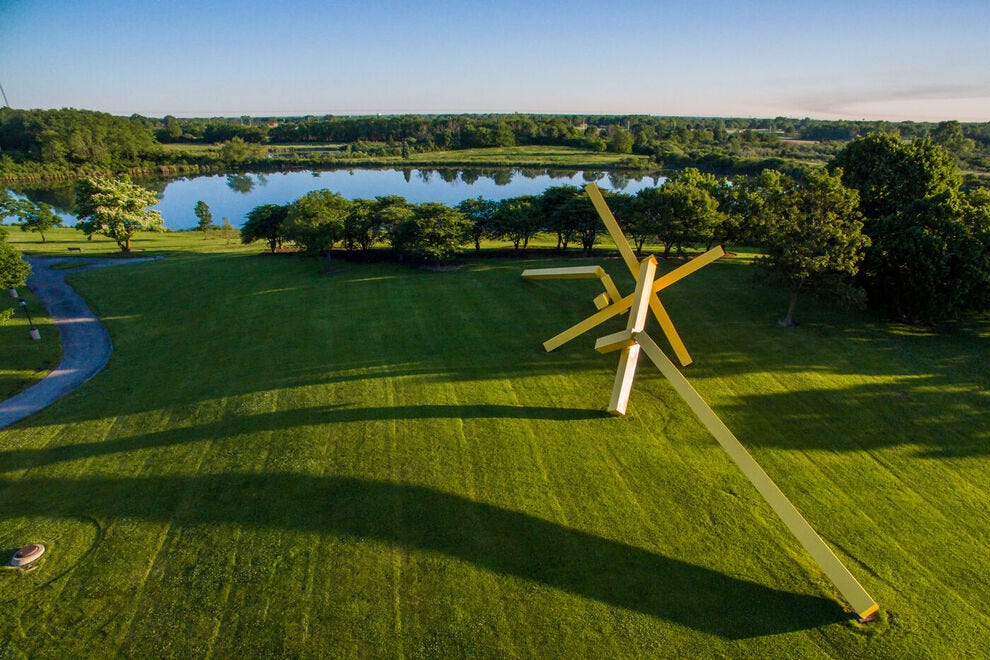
9,544,45,567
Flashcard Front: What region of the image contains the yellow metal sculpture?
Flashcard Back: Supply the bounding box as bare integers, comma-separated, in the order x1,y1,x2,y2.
522,183,879,620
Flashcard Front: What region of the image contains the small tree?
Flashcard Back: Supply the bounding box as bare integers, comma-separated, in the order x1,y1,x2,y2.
9,198,63,243
457,196,499,252
74,176,163,252
539,186,582,251
555,195,601,256
493,195,541,250
194,200,213,232
219,137,265,164
241,204,289,253
344,198,381,252
756,168,869,327
0,241,31,290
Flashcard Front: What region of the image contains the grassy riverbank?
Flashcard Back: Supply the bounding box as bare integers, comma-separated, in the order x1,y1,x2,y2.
0,231,988,656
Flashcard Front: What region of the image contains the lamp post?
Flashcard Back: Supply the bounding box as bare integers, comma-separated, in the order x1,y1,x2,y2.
18,297,40,341
6,287,16,299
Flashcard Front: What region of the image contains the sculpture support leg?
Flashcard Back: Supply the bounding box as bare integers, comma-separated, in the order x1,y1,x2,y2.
608,345,640,416
636,333,879,619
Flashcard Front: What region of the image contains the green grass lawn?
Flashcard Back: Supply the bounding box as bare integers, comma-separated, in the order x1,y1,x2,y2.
0,232,987,656
0,286,60,399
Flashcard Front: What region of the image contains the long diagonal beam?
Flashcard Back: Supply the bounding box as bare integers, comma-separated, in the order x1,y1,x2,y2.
632,331,879,620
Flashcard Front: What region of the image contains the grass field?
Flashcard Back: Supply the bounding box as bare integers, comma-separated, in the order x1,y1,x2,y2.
1,230,988,656
154,143,654,170
0,285,60,399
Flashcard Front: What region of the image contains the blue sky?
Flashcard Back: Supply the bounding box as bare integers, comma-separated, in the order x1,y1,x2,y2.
2,0,987,120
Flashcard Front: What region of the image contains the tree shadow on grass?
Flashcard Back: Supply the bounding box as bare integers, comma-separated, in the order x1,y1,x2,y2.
0,474,845,639
0,404,604,472
711,380,990,457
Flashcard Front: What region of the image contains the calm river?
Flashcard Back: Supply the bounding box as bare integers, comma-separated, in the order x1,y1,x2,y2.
4,167,664,231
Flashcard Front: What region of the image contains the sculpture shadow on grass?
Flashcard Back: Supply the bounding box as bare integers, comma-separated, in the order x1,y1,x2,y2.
0,404,604,472
0,474,845,639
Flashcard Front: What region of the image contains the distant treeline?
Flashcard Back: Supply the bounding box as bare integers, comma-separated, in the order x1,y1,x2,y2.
2,107,989,183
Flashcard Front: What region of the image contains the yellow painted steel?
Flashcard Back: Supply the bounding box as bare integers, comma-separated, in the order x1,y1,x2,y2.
540,248,725,353
601,257,659,414
651,245,726,294
628,257,658,334
595,329,635,354
524,191,878,617
634,332,880,618
607,344,641,416
586,183,640,274
585,184,726,366
599,273,622,305
522,266,606,280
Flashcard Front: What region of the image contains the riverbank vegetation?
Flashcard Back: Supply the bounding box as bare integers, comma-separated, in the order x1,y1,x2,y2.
3,108,989,186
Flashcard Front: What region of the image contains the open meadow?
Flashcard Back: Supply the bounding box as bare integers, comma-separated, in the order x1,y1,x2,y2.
1,229,988,656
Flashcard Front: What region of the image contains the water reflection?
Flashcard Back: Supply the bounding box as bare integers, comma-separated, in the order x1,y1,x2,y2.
5,166,663,231
226,174,255,194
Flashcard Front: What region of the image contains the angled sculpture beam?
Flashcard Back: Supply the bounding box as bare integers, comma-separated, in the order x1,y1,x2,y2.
524,184,724,363
635,330,879,620
587,183,698,366
538,245,725,353
523,265,623,313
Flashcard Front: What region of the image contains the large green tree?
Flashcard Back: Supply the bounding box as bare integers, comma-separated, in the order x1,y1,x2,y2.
832,133,989,322
634,181,719,259
74,176,163,252
283,190,350,255
756,168,869,327
390,203,472,264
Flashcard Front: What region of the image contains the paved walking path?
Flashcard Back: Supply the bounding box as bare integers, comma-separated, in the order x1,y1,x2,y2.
0,256,159,430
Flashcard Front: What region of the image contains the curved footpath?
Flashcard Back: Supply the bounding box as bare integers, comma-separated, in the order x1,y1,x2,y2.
0,256,159,430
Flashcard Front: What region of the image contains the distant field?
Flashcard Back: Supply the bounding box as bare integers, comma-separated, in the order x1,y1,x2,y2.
1,231,987,656
156,142,653,169
337,145,653,168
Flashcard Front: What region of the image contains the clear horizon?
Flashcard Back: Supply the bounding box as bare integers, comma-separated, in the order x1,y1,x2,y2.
2,0,988,123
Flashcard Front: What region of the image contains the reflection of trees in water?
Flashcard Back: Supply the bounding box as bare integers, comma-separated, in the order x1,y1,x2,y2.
582,170,605,182
226,174,255,193
546,168,579,179
417,169,432,183
460,169,481,185
437,168,459,183
491,169,513,186
607,172,630,190
517,167,545,179
255,173,269,187
401,169,412,183
7,184,76,214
